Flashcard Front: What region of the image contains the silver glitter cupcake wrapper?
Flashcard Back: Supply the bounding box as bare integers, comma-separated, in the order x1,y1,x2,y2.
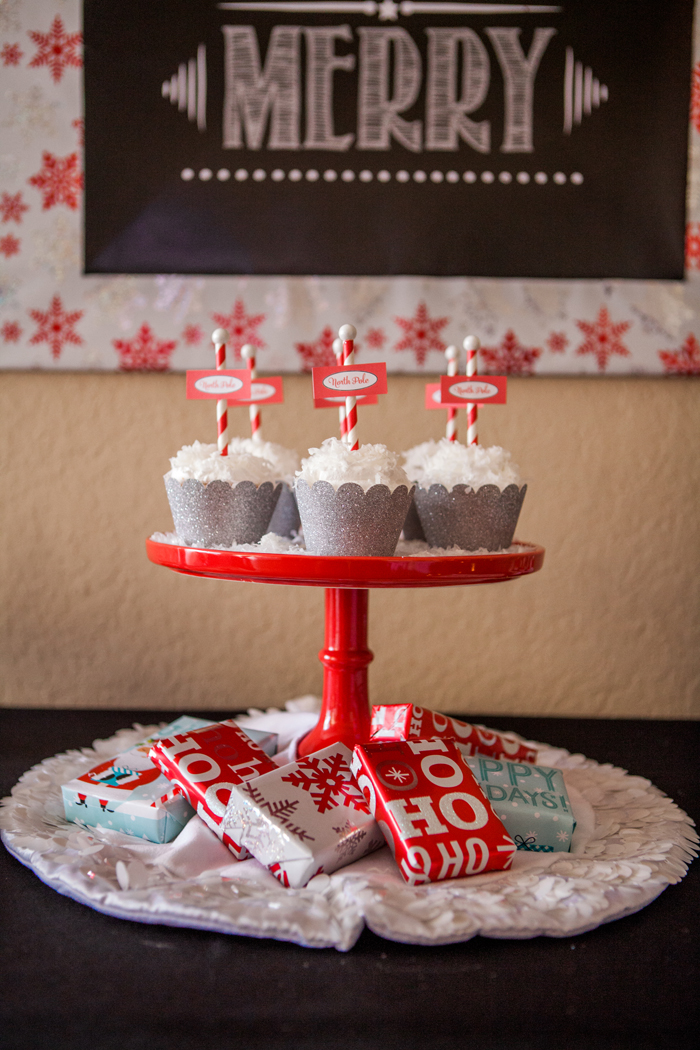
401,495,426,542
413,483,527,551
165,476,282,547
267,482,301,539
295,480,414,557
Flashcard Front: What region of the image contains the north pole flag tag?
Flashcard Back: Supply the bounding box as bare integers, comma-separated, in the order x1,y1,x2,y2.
231,376,284,406
186,370,251,400
439,375,507,406
426,383,491,410
352,740,516,886
312,362,388,399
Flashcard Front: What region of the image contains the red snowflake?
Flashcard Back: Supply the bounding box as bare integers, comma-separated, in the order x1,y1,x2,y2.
685,223,700,271
1,321,22,343
181,323,204,346
28,152,83,210
295,325,337,372
281,753,368,814
1,42,23,66
480,330,542,376
575,307,631,371
72,117,85,147
211,299,265,361
365,327,386,350
113,323,176,372
28,15,82,84
0,191,28,224
28,295,84,361
0,234,20,258
692,62,700,135
546,331,569,354
394,302,449,366
658,333,700,375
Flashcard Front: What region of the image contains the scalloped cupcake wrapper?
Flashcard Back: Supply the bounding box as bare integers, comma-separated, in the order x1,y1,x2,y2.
164,476,282,547
413,483,527,551
267,482,301,539
295,480,415,557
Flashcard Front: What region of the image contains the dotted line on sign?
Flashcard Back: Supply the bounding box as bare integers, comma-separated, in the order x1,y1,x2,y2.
181,167,584,186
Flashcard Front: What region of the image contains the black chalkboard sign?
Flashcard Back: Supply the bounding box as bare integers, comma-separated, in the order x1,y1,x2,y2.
83,0,693,278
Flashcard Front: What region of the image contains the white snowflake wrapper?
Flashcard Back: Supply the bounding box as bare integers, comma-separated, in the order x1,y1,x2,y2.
459,753,576,853
221,743,385,888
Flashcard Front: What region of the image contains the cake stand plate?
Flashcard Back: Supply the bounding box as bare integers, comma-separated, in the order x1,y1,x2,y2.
145,539,545,755
1,713,696,952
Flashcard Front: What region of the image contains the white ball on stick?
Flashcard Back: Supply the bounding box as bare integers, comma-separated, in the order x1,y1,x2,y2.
241,344,256,360
463,335,480,352
339,324,356,341
212,328,229,344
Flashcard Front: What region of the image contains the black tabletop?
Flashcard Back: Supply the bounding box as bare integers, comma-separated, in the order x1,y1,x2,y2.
1,710,697,1050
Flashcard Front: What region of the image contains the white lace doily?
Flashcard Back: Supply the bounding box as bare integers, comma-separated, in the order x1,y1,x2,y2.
1,712,696,952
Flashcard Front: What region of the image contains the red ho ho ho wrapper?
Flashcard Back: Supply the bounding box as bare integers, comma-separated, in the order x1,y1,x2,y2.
351,739,516,886
221,743,384,888
150,719,277,859
370,705,537,764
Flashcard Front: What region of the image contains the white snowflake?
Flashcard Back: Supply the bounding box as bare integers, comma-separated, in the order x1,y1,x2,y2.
84,277,147,330
556,830,570,842
383,765,411,784
33,214,79,281
0,0,21,34
153,276,205,323
2,87,59,142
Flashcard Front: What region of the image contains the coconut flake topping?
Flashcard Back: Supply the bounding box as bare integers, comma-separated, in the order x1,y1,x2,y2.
402,439,522,491
167,441,279,486
296,437,411,492
227,437,300,486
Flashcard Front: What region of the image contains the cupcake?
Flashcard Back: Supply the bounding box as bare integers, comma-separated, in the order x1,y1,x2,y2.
407,439,526,551
227,437,301,538
165,441,282,547
294,437,414,556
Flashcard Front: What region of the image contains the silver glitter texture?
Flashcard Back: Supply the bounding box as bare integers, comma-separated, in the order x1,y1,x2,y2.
401,496,426,541
267,483,301,538
295,480,414,557
413,483,527,551
165,476,282,547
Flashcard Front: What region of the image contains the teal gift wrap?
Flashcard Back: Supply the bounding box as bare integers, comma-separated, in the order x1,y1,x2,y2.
459,752,576,853
61,716,277,843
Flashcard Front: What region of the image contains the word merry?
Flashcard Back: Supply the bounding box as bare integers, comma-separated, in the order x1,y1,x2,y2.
223,24,556,154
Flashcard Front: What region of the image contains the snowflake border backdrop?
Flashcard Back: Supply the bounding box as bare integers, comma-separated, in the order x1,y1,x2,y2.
2,0,700,374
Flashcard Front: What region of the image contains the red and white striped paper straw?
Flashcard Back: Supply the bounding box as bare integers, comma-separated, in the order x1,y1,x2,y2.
332,336,347,440
242,344,262,442
340,323,358,451
463,335,480,446
212,328,229,456
445,345,459,442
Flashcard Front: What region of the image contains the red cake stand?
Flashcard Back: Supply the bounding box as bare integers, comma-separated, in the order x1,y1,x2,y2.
146,540,545,756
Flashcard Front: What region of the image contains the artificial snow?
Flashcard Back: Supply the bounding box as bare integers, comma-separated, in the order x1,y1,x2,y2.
227,437,300,486
167,441,280,486
402,439,523,491
149,532,523,557
296,437,411,492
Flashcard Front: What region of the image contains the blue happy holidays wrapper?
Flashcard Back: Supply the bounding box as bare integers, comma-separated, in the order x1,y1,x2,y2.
459,752,576,853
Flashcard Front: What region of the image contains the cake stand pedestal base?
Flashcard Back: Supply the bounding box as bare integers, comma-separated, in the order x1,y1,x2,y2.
298,588,372,756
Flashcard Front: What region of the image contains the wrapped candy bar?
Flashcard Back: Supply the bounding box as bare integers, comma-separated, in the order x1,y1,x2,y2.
370,704,537,763
62,715,216,842
460,753,576,853
150,719,277,858
352,739,516,886
222,743,385,888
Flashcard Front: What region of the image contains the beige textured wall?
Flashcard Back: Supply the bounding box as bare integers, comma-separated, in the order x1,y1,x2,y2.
1,371,698,718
